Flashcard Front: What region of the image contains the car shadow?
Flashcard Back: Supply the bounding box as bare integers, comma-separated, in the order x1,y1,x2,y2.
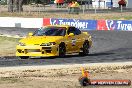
30,52,114,59
88,52,114,56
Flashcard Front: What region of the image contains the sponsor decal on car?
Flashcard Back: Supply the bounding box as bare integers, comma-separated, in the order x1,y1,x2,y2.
71,39,76,46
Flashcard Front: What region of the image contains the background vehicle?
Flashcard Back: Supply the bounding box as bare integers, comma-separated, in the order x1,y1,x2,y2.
16,25,92,59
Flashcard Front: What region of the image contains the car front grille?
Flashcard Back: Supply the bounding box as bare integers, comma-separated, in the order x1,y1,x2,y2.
42,47,51,50
26,49,41,52
17,47,52,54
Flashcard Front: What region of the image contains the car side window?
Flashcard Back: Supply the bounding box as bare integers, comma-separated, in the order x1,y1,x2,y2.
67,27,81,35
74,28,81,35
67,27,76,35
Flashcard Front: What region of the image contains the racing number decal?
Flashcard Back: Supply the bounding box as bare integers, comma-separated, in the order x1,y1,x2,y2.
72,39,76,46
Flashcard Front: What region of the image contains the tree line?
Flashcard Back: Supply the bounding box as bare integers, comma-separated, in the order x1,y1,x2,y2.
6,0,52,12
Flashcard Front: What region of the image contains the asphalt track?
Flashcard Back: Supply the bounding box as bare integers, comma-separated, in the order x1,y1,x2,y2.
0,27,132,67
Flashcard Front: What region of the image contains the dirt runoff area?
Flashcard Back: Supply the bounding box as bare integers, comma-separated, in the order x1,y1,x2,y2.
0,62,132,88
0,36,20,56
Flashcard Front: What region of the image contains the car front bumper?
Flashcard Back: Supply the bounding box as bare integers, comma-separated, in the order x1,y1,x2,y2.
16,45,59,57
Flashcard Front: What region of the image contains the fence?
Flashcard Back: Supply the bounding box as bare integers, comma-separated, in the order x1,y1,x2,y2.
0,3,132,15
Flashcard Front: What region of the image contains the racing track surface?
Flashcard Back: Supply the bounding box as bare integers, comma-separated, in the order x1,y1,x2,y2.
0,27,132,67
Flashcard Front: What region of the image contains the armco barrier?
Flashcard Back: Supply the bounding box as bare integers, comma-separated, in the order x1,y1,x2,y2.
43,18,97,30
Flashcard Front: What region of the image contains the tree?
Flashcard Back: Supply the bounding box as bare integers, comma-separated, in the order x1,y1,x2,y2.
7,0,23,12
7,0,13,12
14,0,23,12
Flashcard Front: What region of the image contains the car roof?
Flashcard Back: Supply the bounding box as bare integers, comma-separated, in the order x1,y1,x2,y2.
43,25,72,29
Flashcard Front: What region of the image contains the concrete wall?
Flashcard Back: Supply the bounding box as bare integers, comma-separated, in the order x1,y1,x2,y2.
0,17,43,28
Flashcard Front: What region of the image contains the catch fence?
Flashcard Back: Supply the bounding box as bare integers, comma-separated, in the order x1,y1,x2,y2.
0,2,132,15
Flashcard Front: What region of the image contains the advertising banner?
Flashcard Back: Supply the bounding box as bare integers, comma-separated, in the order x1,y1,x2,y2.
97,20,132,31
106,2,113,7
43,18,97,30
43,18,132,31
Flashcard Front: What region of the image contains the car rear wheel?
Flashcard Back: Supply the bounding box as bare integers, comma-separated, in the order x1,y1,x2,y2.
19,56,29,59
79,41,89,56
59,43,66,57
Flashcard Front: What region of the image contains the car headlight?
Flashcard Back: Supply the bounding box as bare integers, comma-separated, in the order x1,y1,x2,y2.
18,42,26,46
89,35,92,39
40,42,56,46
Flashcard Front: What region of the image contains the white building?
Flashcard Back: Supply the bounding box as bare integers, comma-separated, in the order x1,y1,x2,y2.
92,0,132,8
112,0,119,7
92,0,115,8
127,0,132,8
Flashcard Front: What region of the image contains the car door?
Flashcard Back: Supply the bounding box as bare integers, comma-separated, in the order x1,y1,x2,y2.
66,27,78,52
73,27,83,51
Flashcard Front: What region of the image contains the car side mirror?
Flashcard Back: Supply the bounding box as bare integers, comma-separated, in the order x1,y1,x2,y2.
83,32,88,35
68,33,74,36
28,32,33,36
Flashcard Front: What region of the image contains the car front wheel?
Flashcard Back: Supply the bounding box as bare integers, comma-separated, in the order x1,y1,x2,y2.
59,43,66,57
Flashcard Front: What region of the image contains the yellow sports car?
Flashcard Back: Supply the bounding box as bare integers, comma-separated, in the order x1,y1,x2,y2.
16,25,92,59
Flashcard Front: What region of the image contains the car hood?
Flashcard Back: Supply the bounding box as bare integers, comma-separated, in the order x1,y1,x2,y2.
19,36,63,45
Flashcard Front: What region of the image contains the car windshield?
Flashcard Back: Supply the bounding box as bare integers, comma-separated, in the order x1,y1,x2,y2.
33,27,66,36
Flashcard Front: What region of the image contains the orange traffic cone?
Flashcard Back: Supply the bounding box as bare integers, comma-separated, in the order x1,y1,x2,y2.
79,67,91,86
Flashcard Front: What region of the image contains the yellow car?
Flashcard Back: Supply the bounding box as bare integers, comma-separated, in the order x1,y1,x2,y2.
16,25,92,59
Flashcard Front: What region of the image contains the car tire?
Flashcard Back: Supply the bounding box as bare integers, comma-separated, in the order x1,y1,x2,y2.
59,43,66,57
79,41,89,56
19,56,29,59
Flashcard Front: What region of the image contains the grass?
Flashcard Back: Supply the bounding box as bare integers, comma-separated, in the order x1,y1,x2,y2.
0,36,20,56
0,77,21,84
0,36,20,43
0,11,132,20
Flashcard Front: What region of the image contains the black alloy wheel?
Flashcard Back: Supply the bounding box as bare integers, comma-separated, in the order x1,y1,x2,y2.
59,44,66,57
79,41,89,56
